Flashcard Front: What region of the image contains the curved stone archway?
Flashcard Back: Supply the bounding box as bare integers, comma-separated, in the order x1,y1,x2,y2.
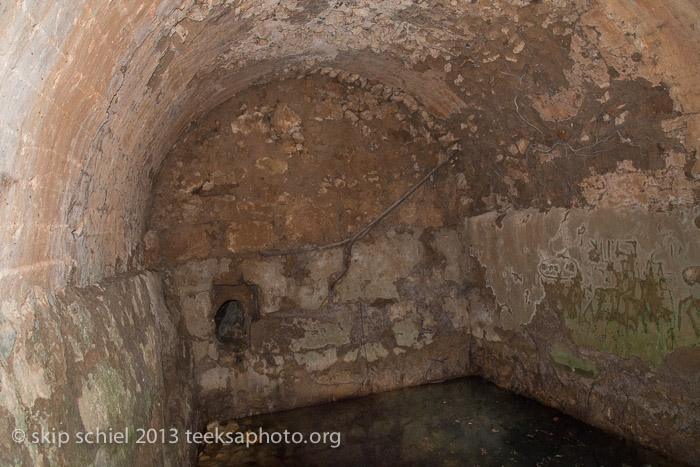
0,1,698,465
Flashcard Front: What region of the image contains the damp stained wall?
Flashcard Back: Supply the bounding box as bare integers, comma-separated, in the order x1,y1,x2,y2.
147,53,699,464
0,0,699,466
0,272,194,466
146,74,476,420
466,207,700,459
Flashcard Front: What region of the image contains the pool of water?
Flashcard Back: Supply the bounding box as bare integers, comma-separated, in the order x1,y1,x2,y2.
197,376,678,466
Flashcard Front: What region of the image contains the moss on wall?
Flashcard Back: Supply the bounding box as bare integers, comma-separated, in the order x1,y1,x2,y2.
0,273,193,466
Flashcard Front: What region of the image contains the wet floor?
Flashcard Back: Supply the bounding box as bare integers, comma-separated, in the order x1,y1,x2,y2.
197,376,678,466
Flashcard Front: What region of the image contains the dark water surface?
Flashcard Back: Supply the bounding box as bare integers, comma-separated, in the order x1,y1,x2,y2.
197,376,678,466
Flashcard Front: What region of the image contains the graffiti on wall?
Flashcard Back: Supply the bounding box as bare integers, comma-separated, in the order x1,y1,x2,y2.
539,238,700,365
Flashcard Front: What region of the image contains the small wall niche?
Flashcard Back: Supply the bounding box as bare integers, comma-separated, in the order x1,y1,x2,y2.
215,300,246,343
212,283,259,351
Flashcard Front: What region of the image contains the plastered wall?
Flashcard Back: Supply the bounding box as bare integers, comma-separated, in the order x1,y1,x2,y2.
0,1,698,465
148,64,699,463
0,272,196,466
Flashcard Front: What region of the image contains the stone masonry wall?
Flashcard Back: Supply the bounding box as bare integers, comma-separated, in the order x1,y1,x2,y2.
467,207,700,461
147,68,699,463
1,1,699,466
0,272,196,466
146,73,475,421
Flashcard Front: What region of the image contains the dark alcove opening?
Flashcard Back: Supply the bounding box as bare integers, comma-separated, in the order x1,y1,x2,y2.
214,300,247,346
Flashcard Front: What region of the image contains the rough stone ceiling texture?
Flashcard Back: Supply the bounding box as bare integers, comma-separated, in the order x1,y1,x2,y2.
0,0,698,294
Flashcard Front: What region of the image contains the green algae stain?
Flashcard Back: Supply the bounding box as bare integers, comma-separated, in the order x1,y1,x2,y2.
541,242,700,367
549,342,598,378
0,327,16,363
78,362,140,466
